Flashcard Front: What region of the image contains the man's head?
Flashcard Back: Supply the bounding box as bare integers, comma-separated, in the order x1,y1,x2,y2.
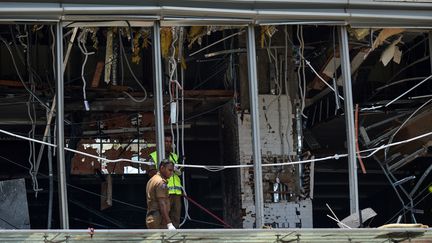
164,135,172,149
159,159,174,179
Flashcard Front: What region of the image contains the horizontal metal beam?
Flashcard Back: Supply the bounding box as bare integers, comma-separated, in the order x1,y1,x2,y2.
1,1,432,26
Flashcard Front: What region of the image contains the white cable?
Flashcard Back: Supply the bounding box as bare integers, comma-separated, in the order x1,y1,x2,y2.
384,97,432,160
300,26,307,118
50,26,56,91
360,105,384,111
24,26,41,196
119,30,148,103
77,29,95,111
304,58,345,101
360,131,432,159
121,91,147,103
168,27,178,153
385,74,432,107
296,26,305,115
284,26,292,162
1,128,431,172
291,26,344,102
179,27,189,228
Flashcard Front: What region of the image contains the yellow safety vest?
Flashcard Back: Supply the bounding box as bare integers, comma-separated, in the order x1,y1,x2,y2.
150,151,182,195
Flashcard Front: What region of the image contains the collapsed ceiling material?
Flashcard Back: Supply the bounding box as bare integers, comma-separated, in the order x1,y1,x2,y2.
0,10,430,231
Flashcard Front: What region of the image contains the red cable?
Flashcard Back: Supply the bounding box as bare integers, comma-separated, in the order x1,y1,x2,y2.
183,195,232,228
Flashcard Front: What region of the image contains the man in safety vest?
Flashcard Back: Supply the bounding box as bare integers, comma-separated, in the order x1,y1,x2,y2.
149,136,183,228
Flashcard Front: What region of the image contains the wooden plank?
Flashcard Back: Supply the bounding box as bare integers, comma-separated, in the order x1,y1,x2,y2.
91,61,105,88
184,90,234,97
0,80,23,87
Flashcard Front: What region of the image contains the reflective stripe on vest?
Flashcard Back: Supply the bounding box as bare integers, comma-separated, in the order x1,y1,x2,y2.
167,174,182,195
150,151,182,195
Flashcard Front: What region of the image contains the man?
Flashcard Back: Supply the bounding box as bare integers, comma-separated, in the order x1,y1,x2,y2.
149,136,183,228
146,159,176,230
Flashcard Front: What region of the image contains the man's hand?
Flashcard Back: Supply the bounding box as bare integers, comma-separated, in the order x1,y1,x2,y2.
167,223,176,230
174,165,182,175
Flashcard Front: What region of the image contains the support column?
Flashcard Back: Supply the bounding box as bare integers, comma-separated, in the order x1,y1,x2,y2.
56,22,69,229
338,26,360,215
429,31,432,72
246,24,264,228
152,21,165,162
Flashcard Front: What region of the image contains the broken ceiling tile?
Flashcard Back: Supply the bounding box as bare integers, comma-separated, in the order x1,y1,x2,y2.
373,28,405,49
380,36,402,66
393,46,402,64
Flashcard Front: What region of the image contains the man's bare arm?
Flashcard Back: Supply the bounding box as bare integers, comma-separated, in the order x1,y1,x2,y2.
157,198,171,224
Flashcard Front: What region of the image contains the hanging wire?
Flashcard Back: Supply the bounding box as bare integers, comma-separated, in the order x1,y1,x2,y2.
77,28,95,111
119,29,148,103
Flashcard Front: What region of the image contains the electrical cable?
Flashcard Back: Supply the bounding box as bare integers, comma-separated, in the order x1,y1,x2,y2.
384,74,432,107
0,36,50,111
296,26,305,117
300,25,307,118
384,97,432,160
24,25,41,197
77,28,95,111
287,27,344,103
355,104,367,174
0,154,226,228
283,26,293,162
50,26,56,93
0,128,431,172
119,30,147,103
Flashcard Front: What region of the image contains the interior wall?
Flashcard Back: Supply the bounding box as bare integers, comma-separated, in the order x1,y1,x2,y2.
238,94,312,228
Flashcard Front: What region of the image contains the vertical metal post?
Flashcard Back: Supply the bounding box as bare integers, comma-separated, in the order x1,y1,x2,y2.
429,31,432,72
56,22,69,229
246,24,264,228
338,26,359,215
152,21,165,163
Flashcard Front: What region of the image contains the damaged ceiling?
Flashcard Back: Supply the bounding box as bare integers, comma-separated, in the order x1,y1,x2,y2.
0,0,431,231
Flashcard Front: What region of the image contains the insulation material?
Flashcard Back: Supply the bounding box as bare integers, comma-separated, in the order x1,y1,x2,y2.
187,26,227,49
380,36,402,66
131,29,151,64
373,28,404,49
104,29,114,84
161,27,172,58
349,28,370,40
260,26,277,48
188,26,205,48
393,46,402,64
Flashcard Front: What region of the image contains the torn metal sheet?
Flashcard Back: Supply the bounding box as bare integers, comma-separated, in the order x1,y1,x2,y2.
0,179,30,229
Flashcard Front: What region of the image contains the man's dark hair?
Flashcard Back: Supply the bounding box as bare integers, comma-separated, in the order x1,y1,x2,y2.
159,159,174,169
